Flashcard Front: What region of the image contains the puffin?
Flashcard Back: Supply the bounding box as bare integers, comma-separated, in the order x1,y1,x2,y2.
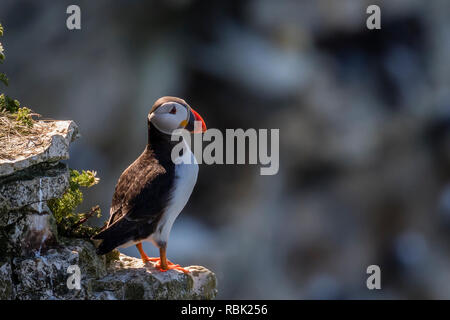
92,96,206,273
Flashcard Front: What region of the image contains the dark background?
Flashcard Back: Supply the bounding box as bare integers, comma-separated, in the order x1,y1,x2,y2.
1,0,450,299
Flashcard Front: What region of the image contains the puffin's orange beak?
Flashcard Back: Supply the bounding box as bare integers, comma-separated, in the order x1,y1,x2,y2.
188,108,207,133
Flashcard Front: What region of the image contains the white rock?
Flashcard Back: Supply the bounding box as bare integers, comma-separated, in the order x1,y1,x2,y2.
0,120,79,177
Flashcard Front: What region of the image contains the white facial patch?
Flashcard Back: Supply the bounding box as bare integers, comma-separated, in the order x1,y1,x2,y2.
149,102,189,134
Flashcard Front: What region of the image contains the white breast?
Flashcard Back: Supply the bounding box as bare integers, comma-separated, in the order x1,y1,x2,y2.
150,138,198,247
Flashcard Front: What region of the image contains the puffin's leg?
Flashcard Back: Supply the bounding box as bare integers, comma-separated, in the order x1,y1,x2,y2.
156,245,189,274
136,243,159,263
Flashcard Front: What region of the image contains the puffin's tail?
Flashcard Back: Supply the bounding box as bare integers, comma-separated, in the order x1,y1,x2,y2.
91,230,126,255
91,230,117,255
93,239,118,255
91,219,136,255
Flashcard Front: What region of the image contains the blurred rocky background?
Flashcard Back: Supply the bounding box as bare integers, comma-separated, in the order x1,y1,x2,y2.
1,0,450,299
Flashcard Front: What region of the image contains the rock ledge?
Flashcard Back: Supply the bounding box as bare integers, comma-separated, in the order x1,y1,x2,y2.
0,239,217,300
0,119,217,300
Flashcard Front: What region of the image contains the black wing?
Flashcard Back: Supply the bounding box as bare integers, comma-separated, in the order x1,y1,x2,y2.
92,148,175,254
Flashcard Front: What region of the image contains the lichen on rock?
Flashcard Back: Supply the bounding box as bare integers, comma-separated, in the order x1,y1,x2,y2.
89,253,217,300
3,238,217,300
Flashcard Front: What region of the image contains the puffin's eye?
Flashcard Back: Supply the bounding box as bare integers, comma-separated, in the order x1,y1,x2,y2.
169,106,177,114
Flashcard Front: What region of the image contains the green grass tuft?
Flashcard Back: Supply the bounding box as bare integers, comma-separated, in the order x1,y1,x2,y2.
48,169,102,238
15,107,33,127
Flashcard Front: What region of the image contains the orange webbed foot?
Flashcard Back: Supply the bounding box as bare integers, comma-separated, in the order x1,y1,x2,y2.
156,261,189,274
141,256,160,263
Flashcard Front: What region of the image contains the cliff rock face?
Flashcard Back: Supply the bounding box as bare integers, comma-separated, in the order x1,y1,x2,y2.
0,120,217,300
